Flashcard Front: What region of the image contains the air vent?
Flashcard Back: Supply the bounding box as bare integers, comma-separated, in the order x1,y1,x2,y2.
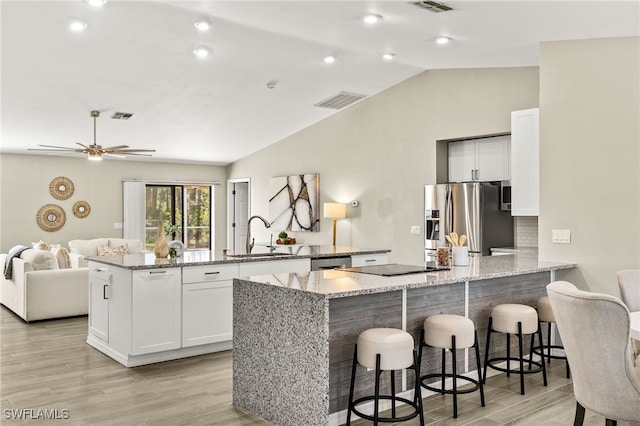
314,91,366,110
411,1,453,12
111,112,135,120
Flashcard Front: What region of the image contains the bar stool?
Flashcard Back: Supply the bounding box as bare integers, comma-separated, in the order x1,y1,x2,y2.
482,304,547,395
418,314,485,418
530,296,570,378
346,328,424,426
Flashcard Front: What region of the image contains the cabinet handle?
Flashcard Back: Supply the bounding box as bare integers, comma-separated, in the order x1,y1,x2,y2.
364,259,377,263
103,284,109,300
204,272,220,275
93,268,107,272
149,270,167,275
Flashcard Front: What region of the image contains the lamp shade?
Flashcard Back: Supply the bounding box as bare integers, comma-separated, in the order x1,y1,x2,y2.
324,202,347,219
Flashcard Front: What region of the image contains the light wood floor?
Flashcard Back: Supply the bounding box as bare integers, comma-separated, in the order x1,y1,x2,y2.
1,307,637,426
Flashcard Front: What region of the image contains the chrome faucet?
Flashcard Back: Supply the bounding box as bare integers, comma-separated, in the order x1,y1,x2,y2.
246,215,271,253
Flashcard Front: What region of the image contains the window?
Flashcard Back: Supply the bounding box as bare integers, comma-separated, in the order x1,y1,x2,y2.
145,184,212,251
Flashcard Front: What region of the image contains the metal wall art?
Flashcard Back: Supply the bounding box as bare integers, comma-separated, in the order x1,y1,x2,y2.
269,173,319,232
73,201,91,218
36,204,66,232
49,176,74,200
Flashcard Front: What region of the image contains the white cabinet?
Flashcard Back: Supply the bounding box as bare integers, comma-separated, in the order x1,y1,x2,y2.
89,266,111,343
351,253,388,267
511,108,539,216
131,268,181,355
238,258,310,276
182,264,238,347
448,136,510,182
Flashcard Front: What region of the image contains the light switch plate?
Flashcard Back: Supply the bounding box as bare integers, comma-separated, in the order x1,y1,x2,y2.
114,222,123,229
552,229,571,244
411,225,421,235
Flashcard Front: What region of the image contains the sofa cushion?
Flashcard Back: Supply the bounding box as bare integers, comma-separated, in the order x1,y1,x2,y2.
108,238,142,254
50,244,71,269
98,245,128,256
68,238,108,257
20,249,59,271
32,240,50,251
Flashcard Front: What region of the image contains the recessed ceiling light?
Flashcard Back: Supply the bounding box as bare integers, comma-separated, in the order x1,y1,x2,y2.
324,55,335,64
69,20,87,32
436,36,451,45
194,19,211,31
84,0,107,7
193,46,210,58
363,14,383,24
382,53,395,61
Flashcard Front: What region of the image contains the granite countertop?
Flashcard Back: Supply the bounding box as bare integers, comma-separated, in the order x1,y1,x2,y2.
86,245,390,270
236,254,576,299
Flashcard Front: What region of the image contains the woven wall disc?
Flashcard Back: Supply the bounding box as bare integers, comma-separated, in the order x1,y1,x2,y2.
73,201,91,218
36,204,66,232
49,176,74,200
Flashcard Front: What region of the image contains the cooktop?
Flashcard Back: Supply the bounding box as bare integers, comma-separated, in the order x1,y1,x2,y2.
336,263,449,276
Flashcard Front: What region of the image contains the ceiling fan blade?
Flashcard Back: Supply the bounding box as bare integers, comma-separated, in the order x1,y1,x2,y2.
110,149,156,153
112,152,154,156
32,144,78,150
101,145,129,151
76,142,92,150
103,153,126,159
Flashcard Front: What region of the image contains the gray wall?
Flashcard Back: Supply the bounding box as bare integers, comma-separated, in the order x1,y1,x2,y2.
0,154,228,253
539,37,640,294
228,67,540,266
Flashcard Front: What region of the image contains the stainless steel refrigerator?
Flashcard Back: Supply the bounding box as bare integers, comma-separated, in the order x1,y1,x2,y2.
425,182,513,259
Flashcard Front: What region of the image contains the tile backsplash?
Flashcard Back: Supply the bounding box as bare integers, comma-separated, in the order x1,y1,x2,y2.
514,216,538,247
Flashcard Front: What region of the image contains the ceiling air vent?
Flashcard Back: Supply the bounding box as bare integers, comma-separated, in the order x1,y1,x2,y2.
111,112,135,120
411,1,453,13
314,91,366,110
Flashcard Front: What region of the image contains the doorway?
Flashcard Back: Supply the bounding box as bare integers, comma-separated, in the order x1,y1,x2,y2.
227,179,250,251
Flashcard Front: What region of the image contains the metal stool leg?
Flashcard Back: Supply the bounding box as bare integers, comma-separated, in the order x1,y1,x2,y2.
413,349,425,426
506,332,511,377
538,323,548,386
482,317,493,384
390,370,396,419
451,335,458,418
374,354,381,426
474,331,485,407
346,344,358,426
517,322,525,395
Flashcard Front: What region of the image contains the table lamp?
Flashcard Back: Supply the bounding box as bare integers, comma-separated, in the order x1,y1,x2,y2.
324,202,347,246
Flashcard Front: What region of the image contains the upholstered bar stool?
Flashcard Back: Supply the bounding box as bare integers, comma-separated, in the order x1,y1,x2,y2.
530,296,570,378
482,304,547,395
418,314,485,418
346,328,424,426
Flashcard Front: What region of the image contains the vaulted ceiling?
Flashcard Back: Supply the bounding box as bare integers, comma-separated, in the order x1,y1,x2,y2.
1,1,638,164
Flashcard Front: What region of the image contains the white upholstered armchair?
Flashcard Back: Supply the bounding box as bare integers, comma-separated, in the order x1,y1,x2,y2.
546,281,640,425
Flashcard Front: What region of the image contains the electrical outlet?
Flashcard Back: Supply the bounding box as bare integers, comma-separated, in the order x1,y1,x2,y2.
114,222,123,230
552,229,571,244
411,225,421,235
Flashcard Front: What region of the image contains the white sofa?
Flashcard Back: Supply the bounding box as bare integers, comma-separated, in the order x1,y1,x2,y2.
1,238,142,322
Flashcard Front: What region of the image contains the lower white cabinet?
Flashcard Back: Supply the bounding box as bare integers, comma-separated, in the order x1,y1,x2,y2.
89,266,111,343
131,268,181,355
351,253,388,267
182,264,238,347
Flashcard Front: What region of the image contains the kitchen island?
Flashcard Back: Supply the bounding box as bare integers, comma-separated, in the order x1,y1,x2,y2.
232,254,576,426
85,245,388,367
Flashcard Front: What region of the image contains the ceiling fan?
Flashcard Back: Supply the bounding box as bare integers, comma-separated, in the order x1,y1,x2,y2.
29,110,156,161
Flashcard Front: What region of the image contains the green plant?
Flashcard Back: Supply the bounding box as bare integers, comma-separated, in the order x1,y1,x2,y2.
278,231,288,239
164,221,179,236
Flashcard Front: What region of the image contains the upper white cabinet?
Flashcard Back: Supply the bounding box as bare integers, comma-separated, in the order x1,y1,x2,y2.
511,108,539,216
448,135,511,182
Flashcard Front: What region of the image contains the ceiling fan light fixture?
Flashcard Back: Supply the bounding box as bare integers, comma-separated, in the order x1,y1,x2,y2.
363,14,383,24
84,0,107,7
193,46,210,58
323,55,335,64
69,20,87,32
88,152,102,161
382,53,395,61
435,36,451,45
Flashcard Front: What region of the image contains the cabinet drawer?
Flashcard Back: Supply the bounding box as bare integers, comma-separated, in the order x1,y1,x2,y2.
183,264,238,284
351,253,388,267
88,263,112,282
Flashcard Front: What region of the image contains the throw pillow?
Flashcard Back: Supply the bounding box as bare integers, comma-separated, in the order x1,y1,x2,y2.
50,244,71,269
32,240,50,251
98,245,129,256
20,249,59,270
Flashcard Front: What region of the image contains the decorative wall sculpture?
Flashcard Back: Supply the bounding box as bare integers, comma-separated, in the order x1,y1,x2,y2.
36,204,66,232
73,201,91,218
49,176,74,200
269,174,319,232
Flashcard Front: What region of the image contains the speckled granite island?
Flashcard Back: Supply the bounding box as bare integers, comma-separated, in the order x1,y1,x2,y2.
232,254,576,426
85,246,388,367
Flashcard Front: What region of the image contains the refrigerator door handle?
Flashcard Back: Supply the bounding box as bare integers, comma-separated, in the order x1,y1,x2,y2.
444,185,453,237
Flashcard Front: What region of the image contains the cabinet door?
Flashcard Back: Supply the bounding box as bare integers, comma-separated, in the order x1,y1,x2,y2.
89,268,111,343
448,141,476,182
475,136,511,181
182,280,233,347
351,253,388,267
511,108,539,216
131,269,181,355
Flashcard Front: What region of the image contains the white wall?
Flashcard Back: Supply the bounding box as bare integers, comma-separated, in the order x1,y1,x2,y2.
0,154,227,253
228,67,539,265
539,37,640,295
